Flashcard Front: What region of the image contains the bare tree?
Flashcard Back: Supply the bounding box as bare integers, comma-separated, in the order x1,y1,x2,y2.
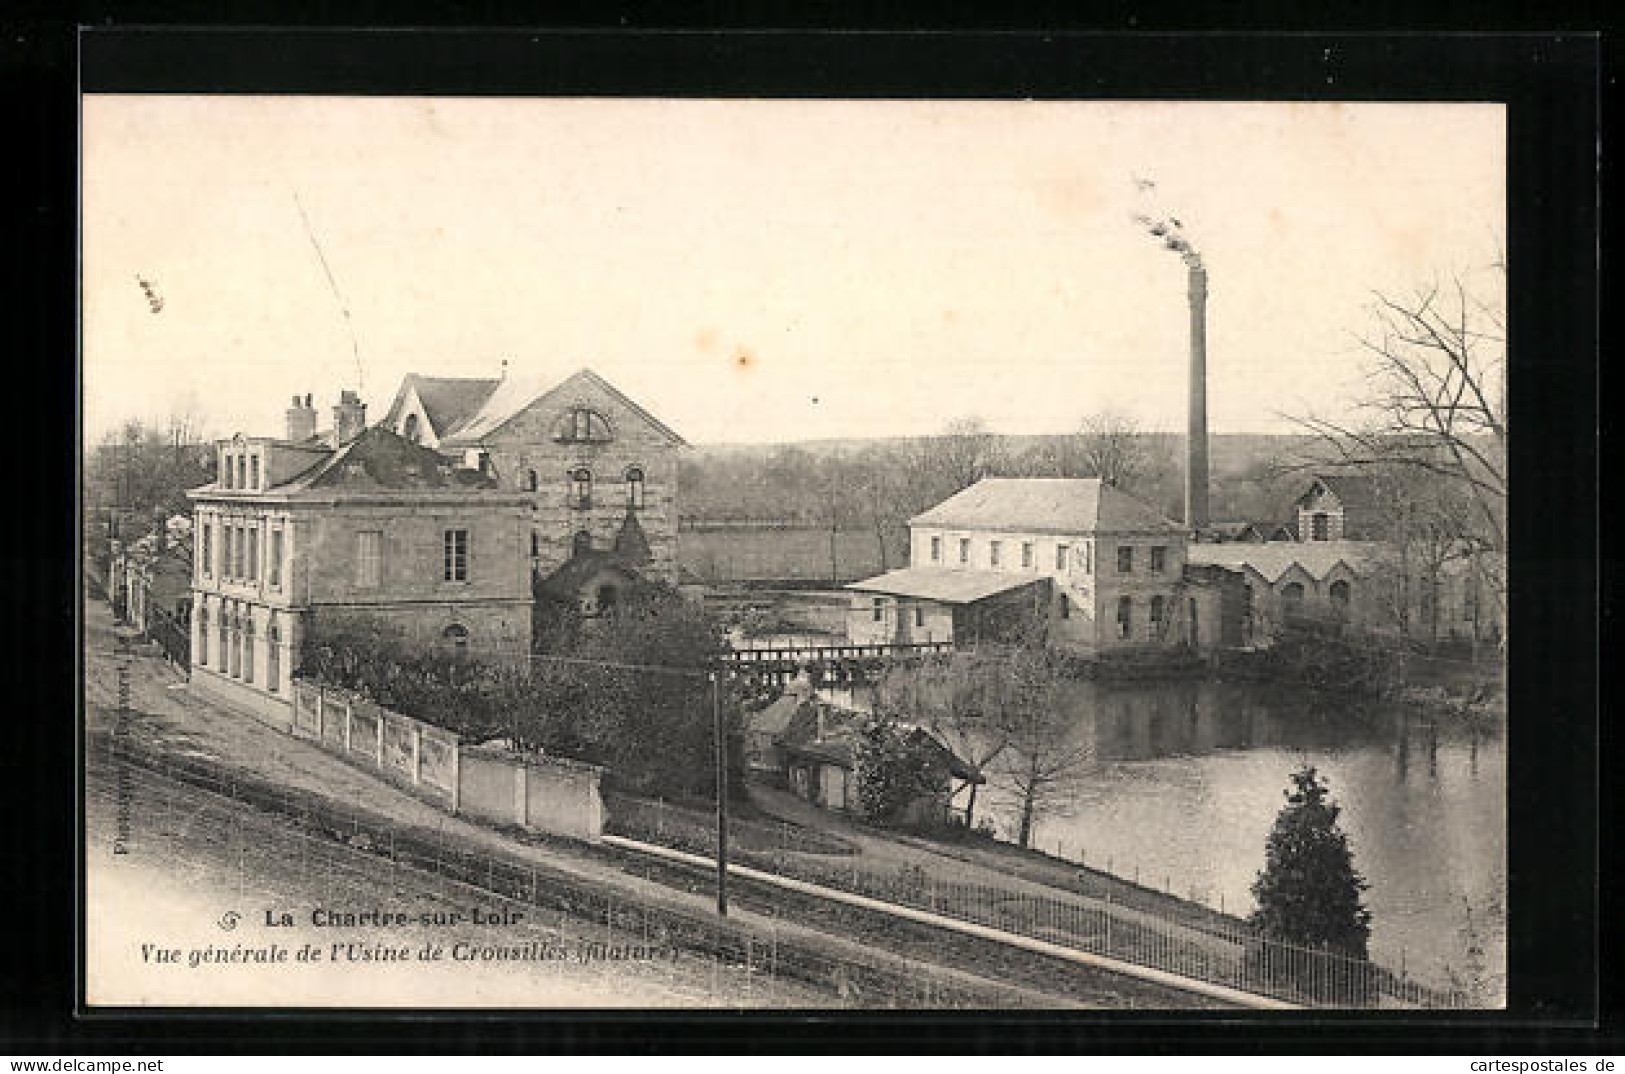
876,651,1011,829
931,415,1004,494
1292,262,1506,581
1075,409,1153,491
991,640,1094,849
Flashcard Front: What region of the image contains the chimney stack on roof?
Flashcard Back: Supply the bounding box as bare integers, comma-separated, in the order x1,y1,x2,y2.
285,393,317,443
332,390,367,447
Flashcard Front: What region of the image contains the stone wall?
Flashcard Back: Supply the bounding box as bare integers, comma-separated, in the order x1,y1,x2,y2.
474,377,681,584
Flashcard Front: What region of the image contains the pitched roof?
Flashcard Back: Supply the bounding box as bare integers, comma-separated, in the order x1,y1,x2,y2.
776,705,984,782
535,550,643,602
612,509,653,565
440,368,687,448
288,426,500,492
910,478,1182,535
846,567,1048,605
1186,540,1378,584
1298,473,1386,514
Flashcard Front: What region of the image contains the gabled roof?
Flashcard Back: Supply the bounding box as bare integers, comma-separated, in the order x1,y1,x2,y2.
379,374,502,441
440,368,688,448
612,509,653,565
909,478,1182,536
846,567,1047,605
1297,473,1386,514
776,705,984,783
1186,541,1378,584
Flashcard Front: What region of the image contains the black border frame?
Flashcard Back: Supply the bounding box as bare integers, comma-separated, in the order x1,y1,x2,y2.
6,18,1605,1054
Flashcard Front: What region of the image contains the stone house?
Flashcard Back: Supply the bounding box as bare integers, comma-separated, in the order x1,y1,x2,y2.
1295,473,1387,542
379,368,686,592
188,397,533,728
1185,541,1374,645
846,478,1230,655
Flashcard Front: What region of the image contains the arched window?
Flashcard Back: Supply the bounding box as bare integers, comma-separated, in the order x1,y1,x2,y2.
267,614,281,694
570,467,593,509
555,407,612,443
197,606,208,666
442,623,469,659
1150,595,1166,629
573,530,593,557
402,413,421,443
525,468,539,492
242,613,255,684
1281,581,1306,617
598,585,620,614
625,466,645,509
1311,512,1330,541
1329,579,1351,611
1117,596,1133,640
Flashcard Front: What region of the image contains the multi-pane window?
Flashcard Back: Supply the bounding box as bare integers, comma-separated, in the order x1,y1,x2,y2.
443,529,469,581
1021,542,1033,569
356,530,381,588
930,536,942,563
872,598,884,622
989,541,1001,567
570,468,593,510
1117,546,1134,574
201,523,212,579
443,623,469,659
1150,595,1166,629
1056,544,1069,571
958,538,970,565
1117,596,1133,639
1150,546,1167,574
269,529,283,588
1311,512,1331,541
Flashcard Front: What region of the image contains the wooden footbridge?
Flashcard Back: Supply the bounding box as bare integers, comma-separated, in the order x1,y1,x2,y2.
720,639,954,680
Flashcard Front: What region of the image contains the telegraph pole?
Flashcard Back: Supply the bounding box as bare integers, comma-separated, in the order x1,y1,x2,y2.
711,670,729,916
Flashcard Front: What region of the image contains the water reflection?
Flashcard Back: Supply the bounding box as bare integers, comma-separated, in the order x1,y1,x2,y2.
814,673,1505,989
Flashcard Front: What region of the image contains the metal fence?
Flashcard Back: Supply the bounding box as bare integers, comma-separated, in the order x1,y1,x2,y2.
605,805,1470,1010
607,792,856,859
92,736,1042,1009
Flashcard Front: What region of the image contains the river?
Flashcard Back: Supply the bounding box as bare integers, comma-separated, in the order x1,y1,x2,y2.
814,675,1505,992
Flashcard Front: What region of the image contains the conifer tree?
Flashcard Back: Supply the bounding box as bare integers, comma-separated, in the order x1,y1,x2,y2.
1250,765,1372,958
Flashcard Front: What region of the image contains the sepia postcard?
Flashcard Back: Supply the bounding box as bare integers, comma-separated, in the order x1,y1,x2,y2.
82,91,1510,1013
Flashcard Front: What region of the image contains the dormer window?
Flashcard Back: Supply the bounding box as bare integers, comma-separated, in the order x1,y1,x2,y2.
555,407,612,444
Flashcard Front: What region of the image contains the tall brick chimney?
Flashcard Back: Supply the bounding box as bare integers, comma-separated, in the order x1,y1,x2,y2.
331,390,367,446
1185,263,1210,531
285,393,317,442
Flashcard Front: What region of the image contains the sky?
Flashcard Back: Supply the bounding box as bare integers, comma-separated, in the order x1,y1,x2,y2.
82,97,1504,447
